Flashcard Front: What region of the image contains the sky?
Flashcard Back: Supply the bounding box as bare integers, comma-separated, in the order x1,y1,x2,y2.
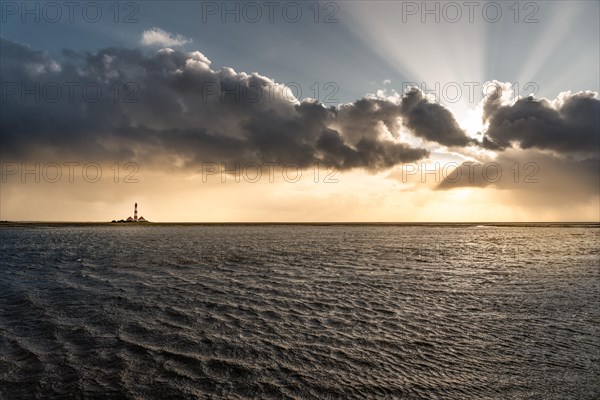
1,0,599,222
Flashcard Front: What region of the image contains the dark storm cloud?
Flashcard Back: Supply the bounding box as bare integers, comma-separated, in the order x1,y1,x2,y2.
435,85,599,200
427,85,600,205
1,37,480,171
334,90,473,148
399,88,473,147
481,91,600,153
436,150,600,204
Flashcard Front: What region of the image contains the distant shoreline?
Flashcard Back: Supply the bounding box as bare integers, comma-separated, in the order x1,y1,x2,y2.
1,221,599,228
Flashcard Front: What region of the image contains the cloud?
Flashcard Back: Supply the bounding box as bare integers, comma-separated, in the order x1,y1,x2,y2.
436,149,600,207
2,37,468,172
481,89,600,154
3,36,595,186
140,27,192,47
399,87,473,147
434,84,600,206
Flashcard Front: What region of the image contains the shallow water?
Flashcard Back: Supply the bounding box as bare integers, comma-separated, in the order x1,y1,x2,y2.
1,225,599,399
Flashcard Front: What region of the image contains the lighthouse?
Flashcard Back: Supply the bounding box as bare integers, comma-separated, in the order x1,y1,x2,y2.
112,202,148,223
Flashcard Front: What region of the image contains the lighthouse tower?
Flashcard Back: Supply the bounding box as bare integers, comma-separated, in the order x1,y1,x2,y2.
134,203,138,221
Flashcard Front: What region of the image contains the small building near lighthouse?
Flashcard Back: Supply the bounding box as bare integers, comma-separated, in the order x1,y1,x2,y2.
138,216,146,222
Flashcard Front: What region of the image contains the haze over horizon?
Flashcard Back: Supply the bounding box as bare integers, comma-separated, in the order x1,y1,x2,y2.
1,1,599,222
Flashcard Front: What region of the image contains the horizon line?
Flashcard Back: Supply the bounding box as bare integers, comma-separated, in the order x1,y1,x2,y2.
1,221,599,225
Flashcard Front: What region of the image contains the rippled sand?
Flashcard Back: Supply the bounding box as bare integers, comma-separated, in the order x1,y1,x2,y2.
1,224,599,399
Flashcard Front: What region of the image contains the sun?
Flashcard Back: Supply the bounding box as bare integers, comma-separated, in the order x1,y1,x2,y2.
457,106,486,138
